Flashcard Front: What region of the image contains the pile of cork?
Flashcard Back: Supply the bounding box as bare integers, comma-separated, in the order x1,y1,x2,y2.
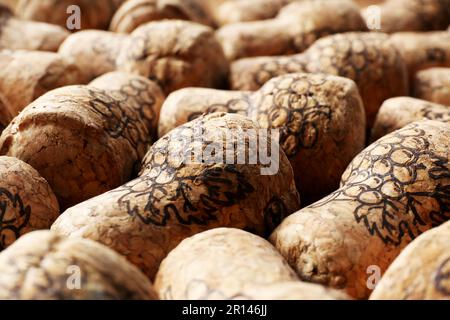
0,0,449,300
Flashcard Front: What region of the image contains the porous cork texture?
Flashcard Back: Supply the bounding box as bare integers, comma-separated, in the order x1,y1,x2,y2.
159,73,366,204
413,67,450,105
363,0,450,33
371,97,450,142
59,30,129,81
116,20,229,94
388,31,450,81
370,221,450,300
0,50,87,122
270,120,450,299
0,5,68,51
51,112,301,279
0,82,160,209
231,32,408,129
0,230,157,299
0,156,59,250
217,0,366,61
109,0,214,33
14,0,125,30
155,228,350,300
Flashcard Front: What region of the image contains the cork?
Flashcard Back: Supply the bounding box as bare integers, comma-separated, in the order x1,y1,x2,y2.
58,30,129,81
89,71,165,142
210,0,292,26
270,120,450,299
159,73,365,204
15,0,125,30
159,73,366,204
240,281,351,300
0,92,12,133
412,67,450,106
354,0,384,6
0,50,87,122
230,32,408,129
217,0,367,61
109,0,214,33
0,230,157,299
0,84,157,209
389,31,450,81
155,228,350,300
0,5,68,51
363,0,450,33
158,88,251,137
116,20,229,94
371,97,450,142
370,221,450,300
51,112,301,279
251,73,366,204
0,156,59,250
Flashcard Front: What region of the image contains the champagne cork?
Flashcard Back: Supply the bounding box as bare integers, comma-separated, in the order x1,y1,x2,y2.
0,231,157,299
413,67,450,105
89,71,165,142
231,32,408,129
159,73,366,204
362,0,450,33
0,81,161,209
15,0,125,30
158,88,251,137
58,30,129,81
116,20,229,94
217,0,366,61
110,0,214,33
371,97,450,142
0,5,68,51
0,156,59,250
270,120,450,299
389,31,450,81
0,50,87,122
370,221,450,300
52,112,301,279
155,228,350,300
210,0,291,26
